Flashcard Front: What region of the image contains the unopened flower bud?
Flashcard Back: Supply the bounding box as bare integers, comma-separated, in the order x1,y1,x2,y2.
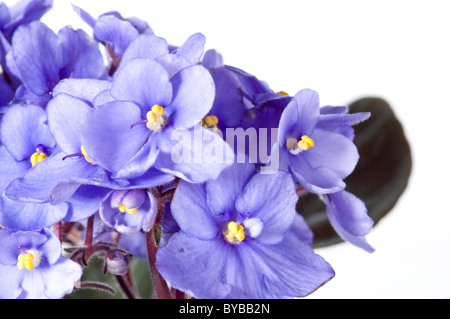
106,249,131,275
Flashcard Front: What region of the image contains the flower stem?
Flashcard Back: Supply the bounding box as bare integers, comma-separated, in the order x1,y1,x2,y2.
53,221,62,242
115,274,138,299
84,215,95,247
144,183,178,299
145,228,172,299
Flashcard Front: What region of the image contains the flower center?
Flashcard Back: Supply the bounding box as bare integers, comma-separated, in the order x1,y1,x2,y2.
17,248,42,271
62,145,97,164
201,115,219,132
119,203,137,214
146,105,165,131
223,221,245,244
286,135,314,155
30,145,47,167
130,105,166,131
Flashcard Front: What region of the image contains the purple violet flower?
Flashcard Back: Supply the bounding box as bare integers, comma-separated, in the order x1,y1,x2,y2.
156,162,334,298
201,49,291,165
0,0,53,40
3,86,173,205
79,42,234,183
323,190,374,252
72,5,153,59
314,104,374,252
276,88,361,194
0,227,82,299
0,103,109,230
6,20,106,106
99,189,157,235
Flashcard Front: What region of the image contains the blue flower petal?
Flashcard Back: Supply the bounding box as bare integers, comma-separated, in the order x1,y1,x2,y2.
64,185,110,222
0,229,21,265
289,154,346,194
278,88,319,145
168,64,215,129
119,34,169,72
4,152,99,204
324,191,375,252
0,264,23,298
110,58,172,112
303,128,359,179
52,79,112,105
93,14,139,57
206,161,257,215
10,21,64,95
0,196,68,231
1,104,55,162
235,171,297,244
47,93,92,155
35,255,82,299
58,26,105,79
170,180,219,240
176,32,205,64
80,100,151,174
259,230,335,297
155,125,234,183
156,231,232,299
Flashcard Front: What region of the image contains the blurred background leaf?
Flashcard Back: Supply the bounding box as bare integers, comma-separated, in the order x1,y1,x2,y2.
298,97,412,248
65,256,152,299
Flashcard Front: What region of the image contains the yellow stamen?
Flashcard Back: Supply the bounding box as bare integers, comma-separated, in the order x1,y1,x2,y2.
151,105,164,116
297,135,314,151
17,253,35,270
276,91,289,96
30,152,47,167
146,105,165,131
81,145,97,164
201,115,219,132
228,221,238,234
119,203,137,214
236,226,245,242
224,221,245,244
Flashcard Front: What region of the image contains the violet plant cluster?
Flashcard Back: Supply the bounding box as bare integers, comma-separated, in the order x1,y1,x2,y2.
0,0,374,299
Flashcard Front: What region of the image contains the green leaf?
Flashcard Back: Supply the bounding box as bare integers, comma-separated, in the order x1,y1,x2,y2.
297,97,412,248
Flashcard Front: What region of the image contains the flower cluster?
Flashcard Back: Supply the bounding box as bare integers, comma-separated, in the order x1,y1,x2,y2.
0,0,373,299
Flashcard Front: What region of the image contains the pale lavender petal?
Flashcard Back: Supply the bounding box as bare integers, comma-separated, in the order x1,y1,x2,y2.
324,191,374,252
303,128,359,179
47,93,92,155
119,33,169,72
167,64,214,129
176,32,205,64
170,180,219,240
206,161,256,215
1,104,55,161
289,154,345,194
80,100,150,174
235,171,297,244
156,231,231,299
110,58,172,111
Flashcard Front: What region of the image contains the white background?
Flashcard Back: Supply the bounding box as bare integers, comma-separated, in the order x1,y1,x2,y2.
6,0,450,298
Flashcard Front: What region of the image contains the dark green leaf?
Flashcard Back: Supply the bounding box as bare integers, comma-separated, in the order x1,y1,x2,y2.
297,97,412,248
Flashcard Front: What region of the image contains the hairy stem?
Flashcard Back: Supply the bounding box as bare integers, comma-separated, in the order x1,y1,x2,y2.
115,274,138,299
144,183,178,299
84,214,95,247
146,228,172,299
